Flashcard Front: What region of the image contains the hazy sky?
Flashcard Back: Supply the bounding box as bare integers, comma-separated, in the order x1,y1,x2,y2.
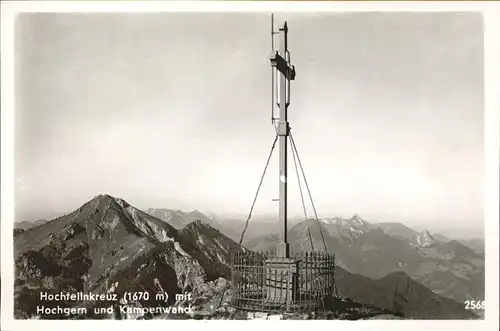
15,12,484,237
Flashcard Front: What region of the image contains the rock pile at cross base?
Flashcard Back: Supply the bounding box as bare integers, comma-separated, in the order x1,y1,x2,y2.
151,277,398,320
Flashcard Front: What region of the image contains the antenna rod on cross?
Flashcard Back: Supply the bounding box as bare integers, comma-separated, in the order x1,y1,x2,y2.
270,19,296,258
271,14,274,124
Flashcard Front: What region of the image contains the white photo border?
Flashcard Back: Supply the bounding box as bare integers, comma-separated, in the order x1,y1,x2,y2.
1,1,499,331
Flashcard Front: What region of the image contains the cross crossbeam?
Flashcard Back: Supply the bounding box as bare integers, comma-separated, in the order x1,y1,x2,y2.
270,51,296,81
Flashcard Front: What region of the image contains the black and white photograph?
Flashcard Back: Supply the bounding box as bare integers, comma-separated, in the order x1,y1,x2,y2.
1,1,499,330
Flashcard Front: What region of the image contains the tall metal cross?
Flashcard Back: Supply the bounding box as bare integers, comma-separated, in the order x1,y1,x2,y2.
270,21,296,258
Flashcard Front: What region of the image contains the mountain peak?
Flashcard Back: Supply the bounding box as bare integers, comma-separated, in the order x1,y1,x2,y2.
92,193,113,200
89,194,130,210
184,219,221,234
189,209,205,217
348,214,367,227
188,210,212,223
421,229,434,239
319,215,369,228
414,230,436,247
91,193,115,203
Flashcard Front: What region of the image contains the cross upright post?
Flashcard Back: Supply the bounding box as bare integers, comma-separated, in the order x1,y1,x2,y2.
231,18,335,313
270,21,296,259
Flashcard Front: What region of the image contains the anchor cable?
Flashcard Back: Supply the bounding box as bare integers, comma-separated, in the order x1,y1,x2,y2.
290,130,339,299
289,131,328,253
289,133,315,252
239,134,279,245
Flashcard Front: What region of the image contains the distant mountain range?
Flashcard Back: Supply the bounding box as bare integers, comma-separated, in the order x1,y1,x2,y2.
14,219,48,230
244,215,484,304
14,195,481,320
142,208,241,243
374,222,484,254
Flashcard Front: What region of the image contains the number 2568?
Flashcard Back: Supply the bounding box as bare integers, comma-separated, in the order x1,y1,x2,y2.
465,300,485,310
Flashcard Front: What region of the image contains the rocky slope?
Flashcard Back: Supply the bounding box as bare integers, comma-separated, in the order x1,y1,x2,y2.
432,233,451,243
410,239,484,301
458,238,485,255
335,268,477,319
178,220,247,279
